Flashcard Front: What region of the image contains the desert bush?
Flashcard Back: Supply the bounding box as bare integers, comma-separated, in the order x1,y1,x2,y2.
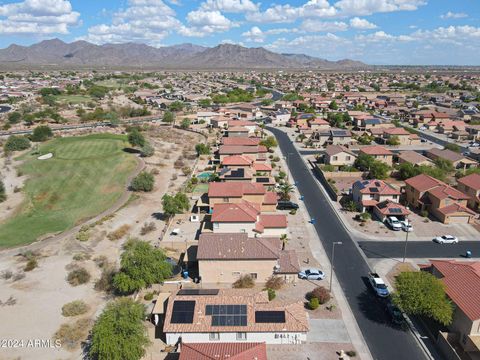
54,318,91,349
140,222,156,235
76,229,90,242
94,266,116,293
265,276,285,290
267,288,276,301
144,292,154,301
2,270,13,280
130,171,154,192
107,224,131,241
24,258,38,272
233,275,255,289
346,350,357,357
93,255,108,268
308,297,320,310
62,300,89,317
307,286,331,305
67,268,91,286
73,253,91,261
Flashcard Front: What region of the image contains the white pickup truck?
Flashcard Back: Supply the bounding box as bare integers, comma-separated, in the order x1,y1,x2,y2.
368,272,390,298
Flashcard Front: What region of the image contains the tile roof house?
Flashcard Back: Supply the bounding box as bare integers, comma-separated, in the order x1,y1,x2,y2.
425,148,478,170
397,150,433,167
323,145,357,166
222,137,261,146
179,342,268,360
208,182,277,212
197,233,299,284
359,145,393,166
219,156,274,186
161,289,309,345
382,127,420,146
218,145,268,162
457,173,480,211
405,174,475,224
424,260,480,356
352,179,401,212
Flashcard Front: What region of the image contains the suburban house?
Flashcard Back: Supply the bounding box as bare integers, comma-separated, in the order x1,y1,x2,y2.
195,111,219,125
161,289,309,345
323,145,357,166
208,182,277,211
308,118,330,131
226,126,250,137
423,260,480,358
272,108,291,126
208,202,287,237
221,137,261,147
412,110,450,126
359,145,394,166
425,148,478,170
404,174,475,224
218,145,268,162
381,127,420,146
373,200,410,222
397,150,433,167
310,129,353,147
457,173,480,211
219,155,274,186
179,342,268,360
352,179,401,213
197,233,299,284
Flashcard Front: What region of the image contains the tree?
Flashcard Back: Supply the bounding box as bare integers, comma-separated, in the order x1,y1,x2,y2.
278,183,294,201
87,85,109,99
354,154,375,171
386,135,400,146
128,129,146,148
0,180,6,203
398,163,418,180
329,100,338,110
369,161,390,180
162,192,189,218
168,101,184,112
140,142,154,157
112,239,172,294
163,111,175,124
31,125,53,142
130,171,154,192
180,118,190,129
434,158,454,173
4,135,30,152
195,143,210,155
392,271,453,326
7,111,21,124
259,136,277,151
89,298,150,360
444,143,461,153
198,98,211,107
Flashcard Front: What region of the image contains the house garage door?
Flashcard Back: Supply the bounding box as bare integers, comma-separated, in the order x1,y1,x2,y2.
448,216,470,224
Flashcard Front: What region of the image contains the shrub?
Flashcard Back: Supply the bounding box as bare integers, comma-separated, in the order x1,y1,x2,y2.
4,135,30,152
54,318,91,350
233,275,255,289
2,270,13,280
420,210,429,218
267,288,276,301
73,253,91,261
31,125,53,142
24,258,38,272
308,297,320,310
67,268,91,286
140,142,154,157
107,224,131,241
346,350,357,357
94,266,116,293
131,171,154,192
265,276,285,290
76,229,90,242
144,292,154,301
307,286,331,304
195,143,210,155
62,300,89,317
140,222,156,235
93,255,108,269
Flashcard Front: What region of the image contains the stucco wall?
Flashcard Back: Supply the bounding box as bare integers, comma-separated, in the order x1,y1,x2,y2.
199,259,277,283
166,331,307,345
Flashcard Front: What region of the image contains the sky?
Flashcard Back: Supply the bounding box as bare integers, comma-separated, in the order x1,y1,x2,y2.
0,0,479,65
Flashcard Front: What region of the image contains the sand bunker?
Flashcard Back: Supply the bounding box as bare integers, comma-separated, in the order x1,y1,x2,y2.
37,153,53,160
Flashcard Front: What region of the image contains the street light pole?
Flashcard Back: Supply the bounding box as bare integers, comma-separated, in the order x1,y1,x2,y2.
330,241,343,292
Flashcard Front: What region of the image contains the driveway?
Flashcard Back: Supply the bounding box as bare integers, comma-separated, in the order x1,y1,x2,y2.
308,319,351,343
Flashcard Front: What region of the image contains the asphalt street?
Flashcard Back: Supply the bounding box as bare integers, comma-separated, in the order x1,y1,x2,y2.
359,240,480,259
268,126,430,360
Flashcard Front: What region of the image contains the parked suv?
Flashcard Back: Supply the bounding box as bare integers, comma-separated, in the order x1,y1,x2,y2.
277,201,299,210
385,216,402,231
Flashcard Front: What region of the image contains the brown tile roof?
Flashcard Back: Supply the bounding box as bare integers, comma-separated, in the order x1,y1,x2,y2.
324,144,356,157
179,342,267,360
222,137,261,146
197,233,280,260
163,289,309,334
458,173,480,191
359,145,393,156
219,145,267,155
426,148,464,163
397,150,432,165
211,201,260,223
253,162,272,172
429,260,480,320
278,250,300,274
354,179,401,195
383,127,410,136
404,174,443,192
436,203,476,216
428,185,470,201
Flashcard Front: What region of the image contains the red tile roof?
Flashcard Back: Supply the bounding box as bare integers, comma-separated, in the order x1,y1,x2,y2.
258,214,288,228
355,179,401,196
436,203,476,216
263,191,278,205
222,155,254,166
458,173,480,191
222,137,261,146
359,145,393,156
219,145,267,155
383,127,410,136
428,185,470,201
208,183,265,198
374,200,410,216
404,174,443,192
179,342,267,360
253,162,272,172
212,201,260,223
429,260,480,320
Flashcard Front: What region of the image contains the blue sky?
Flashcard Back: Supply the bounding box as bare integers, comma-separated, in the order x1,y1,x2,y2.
0,0,479,65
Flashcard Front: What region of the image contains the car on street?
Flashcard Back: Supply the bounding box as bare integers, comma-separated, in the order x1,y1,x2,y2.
469,142,480,147
401,220,413,232
433,235,459,244
368,272,390,297
298,268,325,280
385,216,402,231
385,302,406,326
277,200,299,210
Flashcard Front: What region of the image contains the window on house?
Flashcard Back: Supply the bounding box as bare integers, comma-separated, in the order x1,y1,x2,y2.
250,273,258,279
393,195,397,199
346,156,351,160
209,333,220,341
332,156,338,161
223,197,229,202
236,332,247,341
240,229,246,233
213,223,219,229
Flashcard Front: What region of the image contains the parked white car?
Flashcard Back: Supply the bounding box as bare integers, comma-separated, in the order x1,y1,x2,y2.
401,220,413,232
433,235,459,244
385,216,402,231
298,268,326,280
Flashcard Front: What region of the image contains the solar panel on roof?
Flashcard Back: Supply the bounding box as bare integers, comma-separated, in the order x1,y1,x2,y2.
255,311,286,323
375,181,381,187
171,300,195,324
369,187,379,193
206,304,247,327
177,289,219,296
388,208,402,214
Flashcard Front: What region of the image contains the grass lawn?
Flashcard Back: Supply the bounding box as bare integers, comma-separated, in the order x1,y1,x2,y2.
193,183,209,194
54,94,93,104
0,134,138,248
95,79,130,88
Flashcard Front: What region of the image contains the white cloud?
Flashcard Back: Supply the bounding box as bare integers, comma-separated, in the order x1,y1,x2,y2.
349,17,377,29
246,0,337,23
242,26,265,42
334,0,427,16
200,0,259,13
81,0,181,45
179,9,237,37
440,11,468,19
300,19,348,32
0,0,79,35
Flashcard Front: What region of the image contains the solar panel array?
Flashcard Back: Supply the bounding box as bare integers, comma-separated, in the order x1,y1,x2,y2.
388,208,403,214
255,311,286,323
171,300,195,324
177,289,219,296
206,304,247,327
369,187,379,193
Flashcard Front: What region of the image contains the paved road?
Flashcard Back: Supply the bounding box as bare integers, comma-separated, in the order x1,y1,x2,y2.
268,127,430,360
359,240,480,259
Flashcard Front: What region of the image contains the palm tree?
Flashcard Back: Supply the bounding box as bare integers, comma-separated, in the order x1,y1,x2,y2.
278,183,294,201
280,234,288,251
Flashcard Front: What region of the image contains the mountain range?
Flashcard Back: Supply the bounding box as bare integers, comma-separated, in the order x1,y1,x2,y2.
0,39,367,70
